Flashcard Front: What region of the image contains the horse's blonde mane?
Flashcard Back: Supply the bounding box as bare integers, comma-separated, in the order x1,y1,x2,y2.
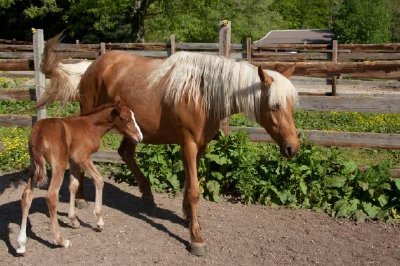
148,51,298,121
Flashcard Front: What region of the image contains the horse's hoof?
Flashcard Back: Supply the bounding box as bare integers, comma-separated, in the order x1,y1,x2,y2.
75,199,89,209
16,246,26,254
96,224,103,232
63,240,71,248
141,195,156,207
190,242,207,256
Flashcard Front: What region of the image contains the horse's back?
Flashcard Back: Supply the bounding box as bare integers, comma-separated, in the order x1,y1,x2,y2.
79,51,162,113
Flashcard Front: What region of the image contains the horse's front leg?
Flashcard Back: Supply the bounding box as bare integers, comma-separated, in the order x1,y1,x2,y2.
80,160,105,231
118,136,154,205
181,140,207,256
68,162,82,228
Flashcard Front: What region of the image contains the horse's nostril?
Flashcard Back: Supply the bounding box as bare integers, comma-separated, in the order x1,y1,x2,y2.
286,146,292,157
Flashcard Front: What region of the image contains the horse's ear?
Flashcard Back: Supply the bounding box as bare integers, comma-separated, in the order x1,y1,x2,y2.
258,66,273,87
281,64,296,78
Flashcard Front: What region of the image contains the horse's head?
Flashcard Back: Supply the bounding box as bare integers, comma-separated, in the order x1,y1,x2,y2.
257,66,300,158
111,97,143,144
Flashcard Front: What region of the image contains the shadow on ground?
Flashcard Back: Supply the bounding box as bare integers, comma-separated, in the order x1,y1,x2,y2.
0,170,189,256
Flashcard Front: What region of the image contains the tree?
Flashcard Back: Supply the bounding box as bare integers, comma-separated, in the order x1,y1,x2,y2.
333,0,391,43
145,0,284,42
268,0,337,29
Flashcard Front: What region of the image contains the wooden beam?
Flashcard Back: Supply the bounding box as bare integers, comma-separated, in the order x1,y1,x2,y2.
230,127,400,150
0,115,34,127
254,61,400,78
298,95,400,113
0,89,36,100
0,59,34,71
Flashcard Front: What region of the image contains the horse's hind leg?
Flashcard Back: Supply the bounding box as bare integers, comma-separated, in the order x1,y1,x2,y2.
118,136,154,204
16,178,35,254
68,162,81,228
46,164,71,248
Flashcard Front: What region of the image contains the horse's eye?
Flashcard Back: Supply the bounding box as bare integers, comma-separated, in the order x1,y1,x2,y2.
271,104,280,111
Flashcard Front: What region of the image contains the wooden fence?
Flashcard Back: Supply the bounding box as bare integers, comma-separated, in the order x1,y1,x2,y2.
0,27,399,176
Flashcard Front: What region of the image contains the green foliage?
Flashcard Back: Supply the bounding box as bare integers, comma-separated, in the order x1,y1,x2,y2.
268,0,337,29
0,127,30,172
111,131,399,222
145,0,283,42
333,0,391,43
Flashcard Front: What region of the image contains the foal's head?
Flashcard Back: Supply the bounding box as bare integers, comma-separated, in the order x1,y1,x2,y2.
111,99,143,143
257,66,300,158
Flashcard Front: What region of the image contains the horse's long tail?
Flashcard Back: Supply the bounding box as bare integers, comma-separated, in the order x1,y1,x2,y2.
29,147,47,188
35,33,91,109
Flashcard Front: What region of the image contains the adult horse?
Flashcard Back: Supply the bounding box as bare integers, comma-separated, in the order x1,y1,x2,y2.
39,36,300,256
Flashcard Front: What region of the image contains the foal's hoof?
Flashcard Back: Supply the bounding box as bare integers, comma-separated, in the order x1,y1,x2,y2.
190,242,207,256
16,246,26,254
62,240,71,248
71,220,81,229
75,199,89,209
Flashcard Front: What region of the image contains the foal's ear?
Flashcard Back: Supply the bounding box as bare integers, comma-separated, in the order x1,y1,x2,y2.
258,66,273,87
111,107,119,118
281,64,296,79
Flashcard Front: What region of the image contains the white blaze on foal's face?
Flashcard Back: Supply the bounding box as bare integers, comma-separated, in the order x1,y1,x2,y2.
131,110,143,142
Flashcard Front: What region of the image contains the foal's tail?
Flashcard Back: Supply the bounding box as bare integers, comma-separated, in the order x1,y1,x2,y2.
29,147,47,188
35,33,91,109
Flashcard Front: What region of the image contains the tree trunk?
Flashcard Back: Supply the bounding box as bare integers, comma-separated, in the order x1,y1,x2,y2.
129,0,154,43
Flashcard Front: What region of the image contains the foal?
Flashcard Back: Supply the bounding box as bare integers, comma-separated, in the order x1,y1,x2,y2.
17,99,143,254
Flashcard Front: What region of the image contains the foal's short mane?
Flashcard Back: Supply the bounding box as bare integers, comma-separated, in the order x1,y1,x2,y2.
81,102,117,116
147,51,298,121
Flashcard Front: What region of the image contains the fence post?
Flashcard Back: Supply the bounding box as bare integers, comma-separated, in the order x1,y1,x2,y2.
219,20,231,135
33,29,46,120
246,37,252,63
331,40,338,96
100,42,106,55
169,34,176,55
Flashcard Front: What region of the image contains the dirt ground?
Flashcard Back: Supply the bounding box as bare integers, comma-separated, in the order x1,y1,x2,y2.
0,170,399,266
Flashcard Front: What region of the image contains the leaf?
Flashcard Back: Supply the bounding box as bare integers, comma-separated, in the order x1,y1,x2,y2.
270,186,287,204
334,199,351,218
342,161,358,175
206,180,220,202
394,179,400,191
377,194,388,207
299,179,307,195
358,181,369,191
362,202,381,219
353,210,367,223
325,176,346,188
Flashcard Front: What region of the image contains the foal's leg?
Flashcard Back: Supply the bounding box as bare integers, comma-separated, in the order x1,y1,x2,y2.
75,171,88,209
46,164,71,248
68,162,81,228
16,178,35,254
79,160,105,230
118,136,154,204
181,140,207,256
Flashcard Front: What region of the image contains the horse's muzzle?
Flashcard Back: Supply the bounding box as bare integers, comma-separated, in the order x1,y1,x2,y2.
280,143,299,158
